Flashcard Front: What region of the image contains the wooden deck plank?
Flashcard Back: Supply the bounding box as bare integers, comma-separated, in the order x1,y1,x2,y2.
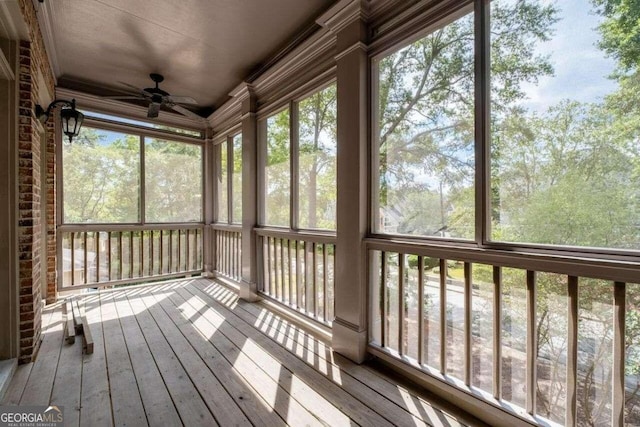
148,288,290,427
225,285,470,427
1,363,32,405
170,284,350,427
110,290,182,427
2,278,479,427
0,308,53,406
100,292,149,427
125,288,250,427
121,290,219,427
161,283,334,427
193,281,430,427
49,316,84,427
79,294,113,427
172,281,399,427
20,305,64,406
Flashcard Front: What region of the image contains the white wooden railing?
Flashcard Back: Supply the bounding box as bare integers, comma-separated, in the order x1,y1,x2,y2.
212,224,242,281
256,228,336,326
366,238,640,427
58,224,204,290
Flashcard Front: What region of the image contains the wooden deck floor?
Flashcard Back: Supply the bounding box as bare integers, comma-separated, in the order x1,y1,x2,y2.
2,278,482,427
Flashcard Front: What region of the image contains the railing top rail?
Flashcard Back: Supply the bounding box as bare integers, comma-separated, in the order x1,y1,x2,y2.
255,227,337,245
365,237,640,284
59,223,205,232
210,223,243,232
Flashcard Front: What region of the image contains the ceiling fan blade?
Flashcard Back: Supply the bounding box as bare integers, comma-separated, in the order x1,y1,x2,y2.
104,96,145,100
166,95,198,105
147,103,161,118
170,104,204,121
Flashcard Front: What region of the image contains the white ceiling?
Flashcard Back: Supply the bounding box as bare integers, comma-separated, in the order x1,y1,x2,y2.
43,0,333,113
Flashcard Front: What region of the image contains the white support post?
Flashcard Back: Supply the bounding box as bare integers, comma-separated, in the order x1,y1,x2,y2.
203,127,215,277
318,0,370,363
235,84,260,301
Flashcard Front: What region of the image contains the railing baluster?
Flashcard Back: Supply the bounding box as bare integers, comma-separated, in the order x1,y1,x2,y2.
177,229,181,272
129,231,134,279
281,239,286,302
418,256,424,365
185,229,189,272
140,231,144,277
312,242,317,318
273,237,281,298
195,229,199,272
214,231,218,274
332,245,336,320
149,230,154,276
265,237,271,294
526,270,537,415
107,231,112,282
288,239,293,305
566,275,578,426
323,243,328,322
381,251,387,348
464,262,472,386
223,231,226,276
168,229,173,273
118,232,123,280
70,232,75,287
439,259,447,374
95,232,100,283
399,253,405,357
195,230,204,269
305,242,312,314
159,230,164,274
225,231,229,276
493,266,502,400
83,231,88,285
613,281,626,427
296,240,301,309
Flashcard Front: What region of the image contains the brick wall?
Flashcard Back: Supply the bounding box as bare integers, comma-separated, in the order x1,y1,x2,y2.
46,121,56,305
18,39,43,363
16,0,56,363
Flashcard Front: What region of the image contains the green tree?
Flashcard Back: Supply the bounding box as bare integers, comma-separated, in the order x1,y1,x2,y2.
63,129,140,223
376,0,557,238
299,84,337,230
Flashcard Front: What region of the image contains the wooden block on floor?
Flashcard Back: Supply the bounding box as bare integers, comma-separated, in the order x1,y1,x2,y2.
72,299,83,334
80,305,94,355
64,299,76,345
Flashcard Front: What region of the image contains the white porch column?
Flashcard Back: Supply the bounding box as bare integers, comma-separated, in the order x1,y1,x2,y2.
203,127,215,277
235,84,260,301
318,0,370,363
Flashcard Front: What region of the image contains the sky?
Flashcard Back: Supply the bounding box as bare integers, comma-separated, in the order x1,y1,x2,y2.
515,0,618,113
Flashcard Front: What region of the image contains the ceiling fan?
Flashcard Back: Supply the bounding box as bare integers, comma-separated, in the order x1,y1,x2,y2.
107,73,203,121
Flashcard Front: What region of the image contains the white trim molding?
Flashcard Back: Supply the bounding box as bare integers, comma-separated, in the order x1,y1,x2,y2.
316,0,371,33
0,44,14,81
32,0,60,83
206,82,254,132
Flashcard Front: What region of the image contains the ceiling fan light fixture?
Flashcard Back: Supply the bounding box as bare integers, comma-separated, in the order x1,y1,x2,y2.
109,74,203,122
